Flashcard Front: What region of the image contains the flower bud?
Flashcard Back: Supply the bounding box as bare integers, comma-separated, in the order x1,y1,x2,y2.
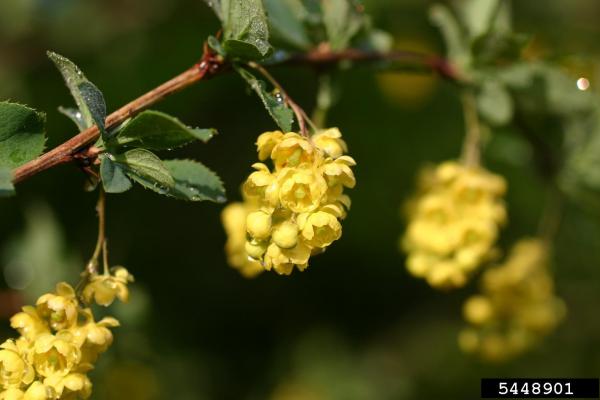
245,240,267,260
272,221,299,249
246,211,272,240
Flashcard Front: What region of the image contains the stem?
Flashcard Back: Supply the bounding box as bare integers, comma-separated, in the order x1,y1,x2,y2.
102,240,110,276
76,188,107,298
460,89,482,167
88,189,106,274
247,61,312,136
11,47,459,184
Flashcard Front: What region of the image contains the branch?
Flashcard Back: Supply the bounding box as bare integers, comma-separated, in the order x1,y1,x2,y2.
12,47,458,184
282,48,460,80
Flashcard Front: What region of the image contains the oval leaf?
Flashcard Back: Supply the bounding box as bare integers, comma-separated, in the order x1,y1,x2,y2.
236,67,294,132
163,159,226,203
222,0,272,60
47,51,107,137
108,110,216,151
114,149,174,195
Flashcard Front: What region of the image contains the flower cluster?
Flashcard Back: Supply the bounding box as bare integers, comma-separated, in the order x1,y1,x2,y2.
458,239,566,362
223,128,355,276
401,161,507,288
0,267,133,399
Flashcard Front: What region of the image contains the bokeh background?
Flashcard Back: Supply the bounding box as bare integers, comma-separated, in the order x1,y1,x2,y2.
1,0,600,399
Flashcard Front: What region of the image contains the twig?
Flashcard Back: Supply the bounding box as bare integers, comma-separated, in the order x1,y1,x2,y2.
76,188,107,299
12,47,459,183
282,48,460,80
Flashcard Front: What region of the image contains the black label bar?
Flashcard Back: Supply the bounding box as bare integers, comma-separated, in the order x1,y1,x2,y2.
481,378,599,398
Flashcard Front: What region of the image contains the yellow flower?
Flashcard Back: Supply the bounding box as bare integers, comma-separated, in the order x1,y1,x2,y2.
70,309,119,367
33,332,81,378
277,168,328,213
82,267,134,307
312,128,348,158
0,384,53,400
246,211,272,240
221,201,265,278
257,131,284,160
272,221,300,249
298,211,342,248
321,156,356,189
43,373,91,400
0,388,24,400
10,307,49,342
263,242,311,275
244,240,268,260
23,382,53,400
271,133,314,169
243,163,275,198
0,340,35,388
36,283,78,331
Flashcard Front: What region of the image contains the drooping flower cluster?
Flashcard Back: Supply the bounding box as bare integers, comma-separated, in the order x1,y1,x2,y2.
401,161,507,288
0,267,133,399
222,128,355,276
458,239,566,362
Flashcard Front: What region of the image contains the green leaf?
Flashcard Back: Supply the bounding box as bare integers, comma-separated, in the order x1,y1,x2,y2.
100,156,132,193
47,51,107,137
264,0,311,50
0,102,46,168
476,80,513,126
222,0,272,60
163,159,226,203
0,166,15,197
455,0,509,39
236,67,294,132
113,149,174,195
107,110,216,151
322,0,364,51
429,4,470,69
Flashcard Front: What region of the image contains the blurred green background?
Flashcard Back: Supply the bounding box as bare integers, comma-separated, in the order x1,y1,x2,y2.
1,0,600,399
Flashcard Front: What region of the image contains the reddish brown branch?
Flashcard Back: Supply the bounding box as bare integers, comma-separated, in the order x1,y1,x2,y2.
12,47,458,184
283,48,461,80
